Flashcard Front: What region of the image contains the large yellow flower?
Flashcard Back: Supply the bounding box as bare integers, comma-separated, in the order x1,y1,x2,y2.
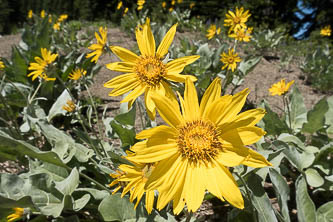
229,27,253,42
86,27,108,63
220,48,241,72
27,48,58,81
109,160,156,214
7,207,24,222
104,19,199,120
269,79,295,96
224,7,251,33
206,24,221,40
320,25,331,36
126,78,271,214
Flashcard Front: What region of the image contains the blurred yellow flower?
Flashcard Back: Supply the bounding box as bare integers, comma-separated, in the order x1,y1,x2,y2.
62,100,76,112
58,14,68,23
0,60,4,70
169,7,174,12
127,78,271,214
48,15,52,23
137,0,145,10
109,161,156,214
162,1,166,8
220,48,241,72
177,0,183,3
40,10,45,18
206,24,221,40
86,27,108,63
123,7,129,16
104,19,199,120
320,25,331,36
224,7,251,33
7,208,24,222
68,68,87,80
229,27,253,42
28,10,33,19
53,22,60,30
28,48,58,81
269,79,295,96
190,2,195,9
171,0,176,5
117,1,123,10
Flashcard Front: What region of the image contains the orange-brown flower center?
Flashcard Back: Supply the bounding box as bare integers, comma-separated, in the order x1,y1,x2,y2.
177,120,222,165
228,57,235,63
135,55,166,87
233,17,241,24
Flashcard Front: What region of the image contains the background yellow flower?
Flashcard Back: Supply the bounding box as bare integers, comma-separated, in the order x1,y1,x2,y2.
220,48,241,72
320,25,331,36
7,207,24,222
224,7,251,33
269,79,295,96
86,27,108,63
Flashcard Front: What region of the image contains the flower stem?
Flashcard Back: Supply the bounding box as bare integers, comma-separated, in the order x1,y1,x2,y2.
284,95,293,133
235,172,258,222
137,100,145,131
28,81,42,104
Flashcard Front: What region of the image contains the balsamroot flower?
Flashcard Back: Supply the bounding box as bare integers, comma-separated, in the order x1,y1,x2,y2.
320,25,331,36
117,1,123,10
62,100,76,112
126,78,272,214
7,207,24,222
229,27,253,42
224,7,251,33
109,161,156,214
28,10,33,19
40,10,45,18
104,19,199,120
137,0,145,10
269,79,295,96
68,68,87,80
86,27,108,63
206,24,221,40
27,48,58,81
58,14,68,23
0,59,4,70
220,48,241,72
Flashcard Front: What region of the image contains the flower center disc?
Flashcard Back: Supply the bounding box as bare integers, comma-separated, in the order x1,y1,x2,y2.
135,56,166,87
233,17,241,24
177,120,222,165
228,57,235,63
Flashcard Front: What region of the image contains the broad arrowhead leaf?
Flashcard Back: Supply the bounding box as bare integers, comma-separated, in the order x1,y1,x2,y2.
288,86,307,132
55,167,79,196
296,176,316,222
302,97,328,133
47,89,72,122
305,168,324,188
317,201,333,222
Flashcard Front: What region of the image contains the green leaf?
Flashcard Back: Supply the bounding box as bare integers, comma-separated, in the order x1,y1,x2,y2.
76,188,109,200
55,167,79,196
289,86,307,132
263,103,289,135
111,120,137,148
7,46,28,83
47,89,72,122
317,201,333,222
282,144,315,171
0,130,65,167
73,194,91,211
325,96,333,137
0,196,36,209
238,56,261,75
1,82,30,107
269,169,291,222
98,194,138,221
305,168,324,187
296,176,316,222
30,160,68,182
302,97,329,133
277,133,306,150
246,174,278,222
115,104,136,126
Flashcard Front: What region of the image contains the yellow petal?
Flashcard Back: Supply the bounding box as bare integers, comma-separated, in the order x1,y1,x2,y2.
104,73,136,88
156,23,177,58
242,148,272,168
199,77,221,117
136,125,176,139
151,94,183,128
204,95,233,122
144,88,156,117
121,83,146,103
110,46,139,63
136,27,148,56
108,79,140,96
164,73,197,83
106,62,134,73
144,21,155,56
145,191,155,214
166,55,200,75
236,126,266,145
184,78,199,120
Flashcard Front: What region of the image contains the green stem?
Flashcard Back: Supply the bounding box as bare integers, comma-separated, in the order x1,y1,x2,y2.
284,95,293,133
28,81,42,104
137,101,145,131
221,69,231,93
235,172,258,222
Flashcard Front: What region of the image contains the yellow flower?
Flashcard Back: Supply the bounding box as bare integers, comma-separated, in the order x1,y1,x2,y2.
269,79,295,96
68,68,87,80
190,2,195,9
206,24,221,40
48,15,52,23
0,60,4,70
137,0,145,10
224,7,251,33
86,27,108,63
162,1,166,8
171,0,176,5
320,25,331,36
123,7,129,16
40,10,45,18
53,22,60,30
229,27,253,42
104,19,199,120
169,7,174,12
109,161,156,214
117,1,123,10
62,100,76,112
177,0,183,3
7,207,24,222
58,14,68,23
27,48,58,81
28,10,33,19
127,78,272,214
220,48,241,72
